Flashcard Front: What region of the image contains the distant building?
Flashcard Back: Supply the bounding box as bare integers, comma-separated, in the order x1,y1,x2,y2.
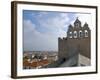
58,18,91,66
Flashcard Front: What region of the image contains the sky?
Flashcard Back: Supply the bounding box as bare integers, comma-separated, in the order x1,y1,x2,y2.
23,10,91,51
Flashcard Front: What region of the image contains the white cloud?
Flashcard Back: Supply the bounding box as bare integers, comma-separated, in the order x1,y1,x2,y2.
60,13,69,23
24,12,80,51
37,13,69,38
23,20,58,51
23,20,35,32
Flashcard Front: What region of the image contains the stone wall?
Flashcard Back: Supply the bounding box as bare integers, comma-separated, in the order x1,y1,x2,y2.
58,33,91,61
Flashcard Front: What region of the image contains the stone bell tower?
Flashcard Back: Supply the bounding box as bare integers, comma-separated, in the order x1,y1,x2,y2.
58,18,91,63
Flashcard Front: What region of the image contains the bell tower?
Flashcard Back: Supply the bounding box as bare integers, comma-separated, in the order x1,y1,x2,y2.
74,17,81,28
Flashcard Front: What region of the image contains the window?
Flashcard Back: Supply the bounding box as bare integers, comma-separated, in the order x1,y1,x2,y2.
76,23,79,27
79,30,83,38
84,30,88,37
69,32,72,38
74,31,77,38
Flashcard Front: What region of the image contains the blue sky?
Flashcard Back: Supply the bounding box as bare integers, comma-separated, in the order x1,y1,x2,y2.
23,10,91,51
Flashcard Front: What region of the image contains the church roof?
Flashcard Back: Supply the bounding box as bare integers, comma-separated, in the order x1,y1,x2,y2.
69,24,73,28
84,22,88,27
68,24,73,31
83,22,90,30
74,17,81,24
